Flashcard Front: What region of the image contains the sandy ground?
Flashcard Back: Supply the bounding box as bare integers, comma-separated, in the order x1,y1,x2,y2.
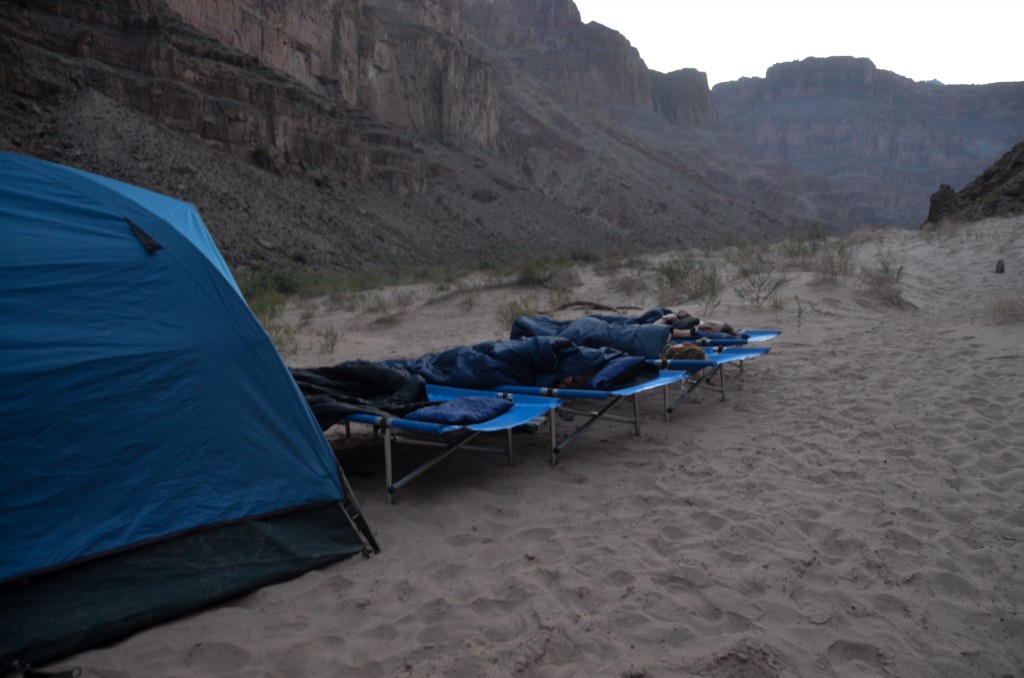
52,218,1023,677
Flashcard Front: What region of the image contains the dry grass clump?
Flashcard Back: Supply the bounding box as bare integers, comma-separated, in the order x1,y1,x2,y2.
921,217,967,236
847,225,888,245
495,294,540,332
988,296,1024,323
860,249,910,308
654,254,723,311
810,238,854,282
605,256,650,296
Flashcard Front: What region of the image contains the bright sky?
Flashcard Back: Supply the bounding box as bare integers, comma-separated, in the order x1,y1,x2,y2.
573,0,1023,87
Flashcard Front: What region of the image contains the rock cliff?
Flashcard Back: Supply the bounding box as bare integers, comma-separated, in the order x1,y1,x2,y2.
922,141,1024,226
3,2,1020,275
713,56,1024,227
0,0,769,274
465,0,653,109
0,0,500,192
651,69,717,127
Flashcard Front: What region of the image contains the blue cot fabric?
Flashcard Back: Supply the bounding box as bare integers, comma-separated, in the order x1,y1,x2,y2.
405,396,514,425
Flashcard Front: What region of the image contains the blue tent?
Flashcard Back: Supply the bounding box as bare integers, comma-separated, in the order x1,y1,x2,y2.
0,151,376,667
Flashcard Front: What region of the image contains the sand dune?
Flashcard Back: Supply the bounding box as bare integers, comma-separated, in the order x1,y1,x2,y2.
53,218,1023,677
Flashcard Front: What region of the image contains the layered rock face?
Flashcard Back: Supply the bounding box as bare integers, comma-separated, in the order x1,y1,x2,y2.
0,0,498,192
7,1,1018,274
923,141,1024,226
0,0,773,273
466,0,653,110
652,69,717,127
713,57,1024,227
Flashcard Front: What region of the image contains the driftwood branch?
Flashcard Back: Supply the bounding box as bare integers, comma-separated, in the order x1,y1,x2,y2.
542,300,644,314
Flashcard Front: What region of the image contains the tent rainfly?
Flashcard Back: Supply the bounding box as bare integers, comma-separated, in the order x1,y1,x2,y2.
0,151,377,668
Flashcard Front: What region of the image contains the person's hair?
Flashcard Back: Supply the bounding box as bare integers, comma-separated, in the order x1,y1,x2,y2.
662,343,706,360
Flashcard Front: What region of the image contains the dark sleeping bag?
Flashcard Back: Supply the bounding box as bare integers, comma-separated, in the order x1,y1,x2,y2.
511,314,671,359
289,361,430,429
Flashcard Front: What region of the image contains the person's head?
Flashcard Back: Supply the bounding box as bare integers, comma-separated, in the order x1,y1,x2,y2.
662,343,706,361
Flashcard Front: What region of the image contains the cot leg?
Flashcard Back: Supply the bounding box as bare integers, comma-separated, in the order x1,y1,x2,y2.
506,429,513,465
549,411,558,466
632,395,641,436
719,365,727,401
554,396,624,454
384,428,395,505
662,384,670,421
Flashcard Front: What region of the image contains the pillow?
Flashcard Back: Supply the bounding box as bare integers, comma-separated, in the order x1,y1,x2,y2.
584,356,647,390
405,396,514,425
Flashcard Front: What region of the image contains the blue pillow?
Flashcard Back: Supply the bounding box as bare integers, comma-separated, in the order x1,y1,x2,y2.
584,356,646,390
405,396,514,425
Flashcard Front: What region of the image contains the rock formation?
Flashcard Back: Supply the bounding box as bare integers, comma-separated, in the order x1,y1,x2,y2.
2,2,1021,274
1,0,780,274
651,69,718,127
922,141,1024,227
713,56,1024,227
465,0,653,110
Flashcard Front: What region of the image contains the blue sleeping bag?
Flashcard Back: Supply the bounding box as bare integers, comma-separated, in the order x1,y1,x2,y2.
379,336,643,389
510,314,671,359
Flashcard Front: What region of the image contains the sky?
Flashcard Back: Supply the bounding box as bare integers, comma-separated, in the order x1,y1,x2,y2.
572,0,1023,87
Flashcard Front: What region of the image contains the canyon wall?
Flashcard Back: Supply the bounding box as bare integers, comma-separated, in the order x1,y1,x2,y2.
713,57,1024,226
0,0,499,192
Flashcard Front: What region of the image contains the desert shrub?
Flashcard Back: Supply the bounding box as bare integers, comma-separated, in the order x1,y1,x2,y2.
725,242,768,279
810,238,855,282
547,284,573,313
921,217,966,237
611,271,648,295
782,238,821,270
239,265,399,318
735,271,789,308
508,256,579,288
495,294,539,332
988,296,1024,323
860,249,908,307
317,326,339,354
365,289,416,325
788,221,830,242
609,257,649,295
732,246,789,308
782,222,829,269
459,289,479,310
264,321,298,356
245,293,286,329
689,260,725,312
513,259,555,287
653,255,723,311
654,258,696,303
